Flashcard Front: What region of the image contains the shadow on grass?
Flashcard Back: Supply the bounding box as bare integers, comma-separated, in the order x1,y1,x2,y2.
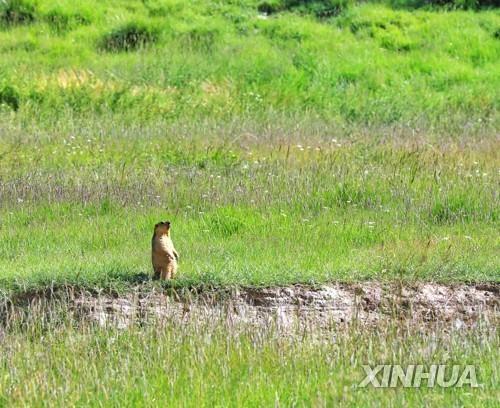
108,271,151,285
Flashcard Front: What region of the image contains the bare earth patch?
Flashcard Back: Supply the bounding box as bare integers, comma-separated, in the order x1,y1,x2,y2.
63,282,499,331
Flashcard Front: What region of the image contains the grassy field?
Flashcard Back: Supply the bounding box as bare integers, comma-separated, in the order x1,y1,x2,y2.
0,0,499,405
0,119,498,293
0,303,498,406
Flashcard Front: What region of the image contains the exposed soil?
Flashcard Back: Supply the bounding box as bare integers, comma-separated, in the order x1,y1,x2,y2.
68,282,499,330
1,282,498,332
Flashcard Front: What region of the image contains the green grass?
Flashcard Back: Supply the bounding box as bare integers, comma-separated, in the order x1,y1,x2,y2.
0,1,498,405
0,307,498,406
0,0,498,130
0,119,498,293
0,2,498,293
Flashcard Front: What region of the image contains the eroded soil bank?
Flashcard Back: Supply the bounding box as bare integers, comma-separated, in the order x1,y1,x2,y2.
2,282,497,332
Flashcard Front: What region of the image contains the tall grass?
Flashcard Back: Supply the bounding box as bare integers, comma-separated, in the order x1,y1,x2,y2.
0,119,497,293
0,300,498,406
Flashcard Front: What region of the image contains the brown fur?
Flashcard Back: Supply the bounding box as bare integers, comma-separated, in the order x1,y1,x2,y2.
152,221,179,280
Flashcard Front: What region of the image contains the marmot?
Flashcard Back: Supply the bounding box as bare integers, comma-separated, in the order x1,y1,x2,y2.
152,221,179,280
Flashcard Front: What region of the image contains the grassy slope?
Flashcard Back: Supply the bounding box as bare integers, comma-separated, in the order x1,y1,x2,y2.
0,1,498,129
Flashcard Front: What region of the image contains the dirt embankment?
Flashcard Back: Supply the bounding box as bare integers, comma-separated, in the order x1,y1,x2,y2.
3,282,494,331
0,282,497,334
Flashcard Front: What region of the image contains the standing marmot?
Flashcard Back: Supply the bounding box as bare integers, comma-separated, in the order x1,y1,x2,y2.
152,221,179,280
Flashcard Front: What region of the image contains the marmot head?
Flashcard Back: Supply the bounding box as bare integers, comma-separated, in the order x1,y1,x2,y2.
154,221,171,236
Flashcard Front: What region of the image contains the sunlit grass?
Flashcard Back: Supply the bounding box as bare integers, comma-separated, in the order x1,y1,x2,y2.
0,2,498,406
0,120,497,293
0,303,497,406
0,1,498,129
